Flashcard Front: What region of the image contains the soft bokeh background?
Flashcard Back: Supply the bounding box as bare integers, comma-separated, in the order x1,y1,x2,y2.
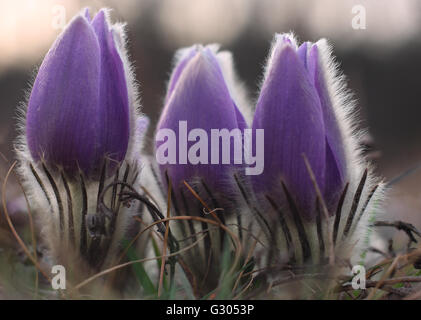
1,0,421,242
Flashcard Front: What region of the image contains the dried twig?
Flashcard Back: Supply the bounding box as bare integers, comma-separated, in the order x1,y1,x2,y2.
158,178,172,297
302,154,335,265
373,220,421,244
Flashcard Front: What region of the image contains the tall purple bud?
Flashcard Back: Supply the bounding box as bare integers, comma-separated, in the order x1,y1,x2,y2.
252,34,344,220
16,9,144,279
155,45,247,202
252,34,385,265
25,9,130,177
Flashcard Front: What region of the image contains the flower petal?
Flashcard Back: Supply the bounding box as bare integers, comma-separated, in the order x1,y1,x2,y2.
26,15,101,174
165,45,199,102
91,10,130,166
307,43,346,206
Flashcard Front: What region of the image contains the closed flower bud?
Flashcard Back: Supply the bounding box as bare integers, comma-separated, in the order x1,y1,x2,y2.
155,45,248,204
252,34,328,220
25,9,130,177
251,34,385,265
15,9,144,285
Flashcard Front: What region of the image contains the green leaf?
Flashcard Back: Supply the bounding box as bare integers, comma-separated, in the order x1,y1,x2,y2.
122,239,157,297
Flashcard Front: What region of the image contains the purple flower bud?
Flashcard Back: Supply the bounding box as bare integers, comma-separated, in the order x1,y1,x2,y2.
155,45,247,197
252,34,347,219
25,9,130,177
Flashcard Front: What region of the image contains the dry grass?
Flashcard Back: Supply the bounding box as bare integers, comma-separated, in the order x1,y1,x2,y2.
1,158,421,300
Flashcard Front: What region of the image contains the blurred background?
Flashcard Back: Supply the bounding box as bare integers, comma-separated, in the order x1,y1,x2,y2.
1,0,421,243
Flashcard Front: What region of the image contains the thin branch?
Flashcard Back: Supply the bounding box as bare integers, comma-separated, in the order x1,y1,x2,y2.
158,178,172,297
373,220,421,244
